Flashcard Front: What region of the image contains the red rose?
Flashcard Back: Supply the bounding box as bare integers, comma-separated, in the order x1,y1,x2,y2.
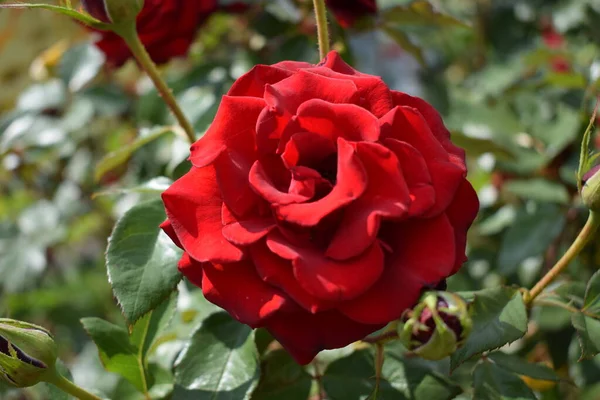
88,0,218,66
161,51,479,364
325,0,377,28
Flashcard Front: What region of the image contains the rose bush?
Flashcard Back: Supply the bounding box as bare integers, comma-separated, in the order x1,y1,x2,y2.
160,51,479,364
325,0,377,28
87,0,219,66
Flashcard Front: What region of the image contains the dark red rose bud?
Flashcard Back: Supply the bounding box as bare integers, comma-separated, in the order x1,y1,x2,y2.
325,0,377,28
399,292,472,360
81,0,112,23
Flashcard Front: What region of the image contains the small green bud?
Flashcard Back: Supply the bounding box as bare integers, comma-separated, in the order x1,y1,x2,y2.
81,0,144,25
399,291,472,361
0,319,57,387
582,165,600,212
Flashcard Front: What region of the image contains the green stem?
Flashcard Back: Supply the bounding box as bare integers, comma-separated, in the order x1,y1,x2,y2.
312,0,330,59
117,24,196,144
44,369,102,400
526,211,600,304
372,343,384,400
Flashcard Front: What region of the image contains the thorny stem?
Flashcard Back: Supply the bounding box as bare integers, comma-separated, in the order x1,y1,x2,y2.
312,0,330,59
526,211,600,304
118,24,196,144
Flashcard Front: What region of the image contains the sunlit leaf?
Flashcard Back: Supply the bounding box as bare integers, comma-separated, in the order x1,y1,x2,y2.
451,287,528,369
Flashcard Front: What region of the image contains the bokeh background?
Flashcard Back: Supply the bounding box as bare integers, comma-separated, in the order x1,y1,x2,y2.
1,0,600,399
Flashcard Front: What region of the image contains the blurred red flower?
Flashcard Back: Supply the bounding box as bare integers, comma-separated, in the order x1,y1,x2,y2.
88,0,246,66
325,0,377,28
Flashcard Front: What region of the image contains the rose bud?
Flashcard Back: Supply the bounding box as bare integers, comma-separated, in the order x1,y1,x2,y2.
0,319,57,387
399,292,472,360
325,0,377,28
161,51,479,365
582,164,600,211
81,0,143,24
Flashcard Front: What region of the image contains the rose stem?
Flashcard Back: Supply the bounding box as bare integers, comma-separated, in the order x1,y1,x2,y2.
312,0,330,59
44,368,103,400
118,24,196,144
526,211,600,304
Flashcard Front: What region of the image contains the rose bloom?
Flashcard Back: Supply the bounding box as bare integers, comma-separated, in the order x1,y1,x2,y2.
87,0,218,66
325,0,377,28
161,51,479,364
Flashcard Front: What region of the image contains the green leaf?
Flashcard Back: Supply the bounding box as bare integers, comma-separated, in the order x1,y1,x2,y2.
572,312,600,359
381,26,425,66
92,177,173,199
174,312,260,398
80,318,147,392
59,43,105,92
95,126,174,183
251,349,312,400
323,348,461,400
382,1,468,28
450,132,515,161
487,352,560,382
503,179,570,204
81,296,175,395
497,204,566,275
0,3,108,27
106,199,182,325
583,270,600,315
473,360,536,400
130,295,177,361
451,287,528,369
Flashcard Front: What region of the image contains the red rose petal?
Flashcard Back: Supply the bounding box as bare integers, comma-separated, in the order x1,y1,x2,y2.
250,243,335,314
267,231,384,301
319,51,365,76
202,260,295,328
271,60,315,71
384,138,436,216
276,138,368,226
326,142,410,260
445,180,479,274
189,96,266,216
391,91,467,172
281,131,336,169
294,99,381,143
189,95,264,168
264,309,384,365
222,219,275,246
228,65,295,97
177,252,203,288
160,219,182,249
249,159,312,205
340,214,456,324
162,165,244,263
380,106,465,216
265,70,359,115
307,66,393,118
221,203,237,225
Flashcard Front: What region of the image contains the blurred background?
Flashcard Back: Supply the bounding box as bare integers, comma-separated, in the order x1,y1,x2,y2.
1,0,600,399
